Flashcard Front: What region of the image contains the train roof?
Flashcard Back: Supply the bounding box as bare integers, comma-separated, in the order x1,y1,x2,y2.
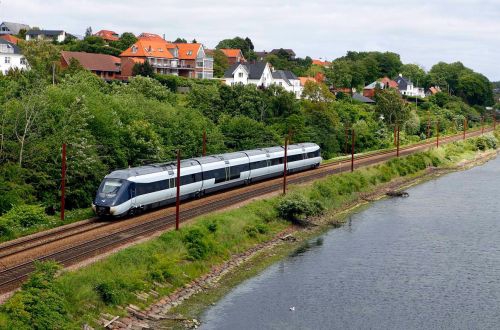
105,143,320,179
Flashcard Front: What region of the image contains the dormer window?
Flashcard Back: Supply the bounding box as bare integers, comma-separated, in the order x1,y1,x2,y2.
158,48,163,52
187,50,193,56
131,45,138,53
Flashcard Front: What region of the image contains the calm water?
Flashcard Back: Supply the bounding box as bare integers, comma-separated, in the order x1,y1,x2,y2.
201,156,500,330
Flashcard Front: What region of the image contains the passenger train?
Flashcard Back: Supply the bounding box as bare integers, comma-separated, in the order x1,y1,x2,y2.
92,143,321,217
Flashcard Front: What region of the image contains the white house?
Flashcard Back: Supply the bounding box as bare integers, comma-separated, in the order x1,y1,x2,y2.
0,39,28,75
394,74,425,98
224,61,274,87
0,22,30,35
272,70,302,99
25,30,68,42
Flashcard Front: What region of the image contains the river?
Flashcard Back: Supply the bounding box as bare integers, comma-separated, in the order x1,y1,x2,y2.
200,156,500,330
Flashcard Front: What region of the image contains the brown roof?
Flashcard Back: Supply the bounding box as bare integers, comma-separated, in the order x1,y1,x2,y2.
380,77,399,88
61,51,121,72
94,30,120,41
299,76,316,86
312,59,331,67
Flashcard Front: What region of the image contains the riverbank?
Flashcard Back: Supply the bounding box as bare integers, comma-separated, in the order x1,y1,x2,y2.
0,134,497,329
159,143,499,329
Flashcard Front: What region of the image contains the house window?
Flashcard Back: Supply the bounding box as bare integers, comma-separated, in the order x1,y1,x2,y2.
238,72,243,78
5,57,10,64
196,60,203,67
20,58,26,65
131,45,137,53
197,72,203,79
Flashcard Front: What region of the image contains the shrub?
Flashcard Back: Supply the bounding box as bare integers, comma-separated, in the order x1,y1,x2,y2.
2,204,49,228
277,194,324,225
206,222,218,233
183,228,210,260
95,282,122,305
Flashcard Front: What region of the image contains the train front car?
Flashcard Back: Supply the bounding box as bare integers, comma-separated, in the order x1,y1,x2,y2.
92,177,132,217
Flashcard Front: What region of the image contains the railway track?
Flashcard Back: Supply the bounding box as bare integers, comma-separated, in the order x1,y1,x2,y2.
0,127,493,293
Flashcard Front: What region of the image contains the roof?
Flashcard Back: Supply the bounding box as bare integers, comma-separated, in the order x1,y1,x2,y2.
380,77,399,88
26,30,64,36
61,51,121,72
312,59,331,67
94,30,119,41
0,34,20,44
0,22,30,35
272,70,298,85
120,34,177,59
224,61,268,79
175,43,202,60
0,38,21,54
394,75,410,90
220,48,243,58
299,76,316,86
352,93,375,103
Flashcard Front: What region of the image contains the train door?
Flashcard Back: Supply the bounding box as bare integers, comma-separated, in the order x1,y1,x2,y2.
129,182,137,209
224,160,230,182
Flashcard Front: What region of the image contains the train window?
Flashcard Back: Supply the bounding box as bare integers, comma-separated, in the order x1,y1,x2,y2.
99,179,123,198
287,154,303,162
229,166,242,180
250,160,267,170
169,178,175,188
213,168,226,184
270,157,283,166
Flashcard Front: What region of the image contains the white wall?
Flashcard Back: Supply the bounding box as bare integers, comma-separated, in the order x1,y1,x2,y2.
0,53,28,74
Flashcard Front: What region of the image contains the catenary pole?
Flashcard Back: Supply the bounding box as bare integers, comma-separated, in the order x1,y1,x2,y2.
61,143,66,221
283,137,288,195
175,149,181,231
351,129,355,172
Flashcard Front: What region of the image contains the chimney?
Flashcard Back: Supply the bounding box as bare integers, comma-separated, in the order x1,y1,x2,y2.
163,33,166,40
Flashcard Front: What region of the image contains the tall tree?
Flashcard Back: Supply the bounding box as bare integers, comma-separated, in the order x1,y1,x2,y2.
85,26,93,38
212,49,229,78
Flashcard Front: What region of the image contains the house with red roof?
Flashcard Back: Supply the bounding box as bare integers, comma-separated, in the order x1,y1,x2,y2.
94,30,120,42
220,49,246,65
60,51,122,80
363,76,399,98
175,43,214,79
0,34,20,44
120,33,179,76
312,59,331,68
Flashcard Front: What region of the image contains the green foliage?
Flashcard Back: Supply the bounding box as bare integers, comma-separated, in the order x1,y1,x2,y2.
1,261,77,330
1,204,48,228
132,61,155,77
215,36,255,60
277,193,324,224
213,49,229,78
183,228,210,260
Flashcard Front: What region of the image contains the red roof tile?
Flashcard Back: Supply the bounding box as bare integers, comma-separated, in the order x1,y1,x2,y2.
94,30,120,41
61,51,121,72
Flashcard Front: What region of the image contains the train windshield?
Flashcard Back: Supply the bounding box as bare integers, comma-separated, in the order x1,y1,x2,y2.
99,179,123,198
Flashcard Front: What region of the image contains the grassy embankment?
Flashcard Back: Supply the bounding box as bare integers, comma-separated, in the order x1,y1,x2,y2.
0,132,498,329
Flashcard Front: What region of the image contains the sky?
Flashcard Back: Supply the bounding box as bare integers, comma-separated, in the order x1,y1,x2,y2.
2,0,500,81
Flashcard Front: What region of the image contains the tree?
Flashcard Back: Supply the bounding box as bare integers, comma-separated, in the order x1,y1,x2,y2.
85,26,93,37
375,88,410,127
191,39,197,43
457,72,494,106
174,37,187,43
212,49,229,78
301,81,335,102
216,36,255,60
325,60,352,88
400,64,427,86
109,32,137,51
132,61,154,77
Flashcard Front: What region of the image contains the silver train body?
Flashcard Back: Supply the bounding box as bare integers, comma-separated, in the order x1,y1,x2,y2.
92,143,321,217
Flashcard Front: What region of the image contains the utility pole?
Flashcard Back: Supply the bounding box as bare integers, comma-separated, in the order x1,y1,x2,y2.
175,149,181,231
61,143,66,221
463,118,467,140
351,129,355,172
283,137,288,195
202,130,206,157
436,121,440,148
396,124,400,157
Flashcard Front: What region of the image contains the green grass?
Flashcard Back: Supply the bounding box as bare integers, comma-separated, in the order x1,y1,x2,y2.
0,133,497,329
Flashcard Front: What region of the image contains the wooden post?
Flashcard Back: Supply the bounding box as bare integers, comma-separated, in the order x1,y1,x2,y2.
396,124,400,157
61,143,66,221
394,125,397,146
351,129,355,172
436,121,440,148
175,149,181,231
283,137,288,195
463,118,467,140
202,130,206,157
